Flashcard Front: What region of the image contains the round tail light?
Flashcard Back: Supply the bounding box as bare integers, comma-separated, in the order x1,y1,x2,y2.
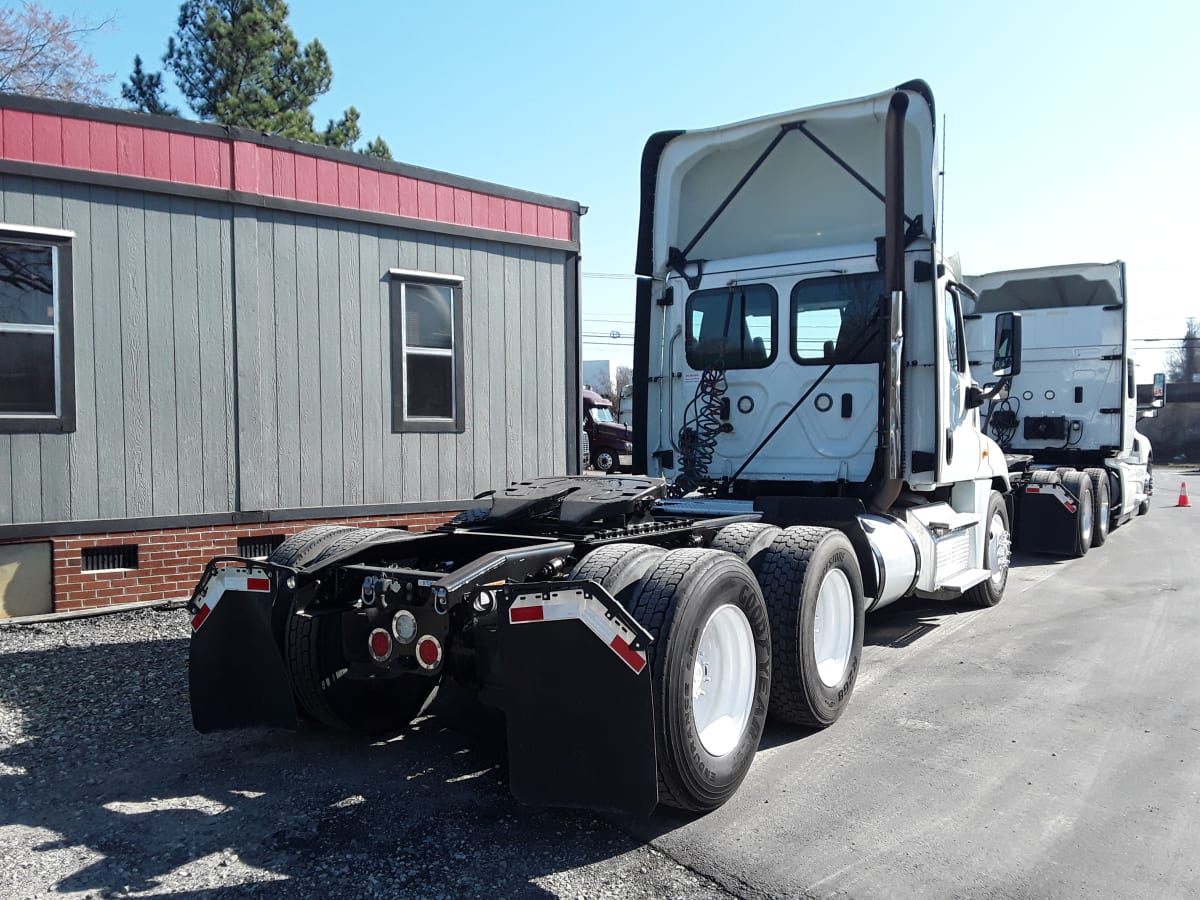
368,628,392,662
415,635,442,670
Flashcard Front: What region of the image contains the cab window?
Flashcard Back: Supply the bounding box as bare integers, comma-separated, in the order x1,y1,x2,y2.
790,271,884,365
685,284,777,370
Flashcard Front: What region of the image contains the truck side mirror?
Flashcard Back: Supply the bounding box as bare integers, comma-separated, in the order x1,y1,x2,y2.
1152,372,1166,408
992,312,1022,378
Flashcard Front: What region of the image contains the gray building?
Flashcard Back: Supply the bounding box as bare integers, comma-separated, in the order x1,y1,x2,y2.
0,94,581,616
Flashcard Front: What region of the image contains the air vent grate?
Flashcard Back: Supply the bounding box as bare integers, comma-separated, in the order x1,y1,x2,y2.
81,545,138,572
237,535,285,560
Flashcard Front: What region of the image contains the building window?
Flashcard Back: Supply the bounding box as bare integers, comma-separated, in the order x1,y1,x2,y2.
0,226,75,434
388,269,465,433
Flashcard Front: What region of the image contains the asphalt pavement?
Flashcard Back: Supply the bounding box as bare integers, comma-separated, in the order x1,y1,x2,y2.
623,468,1200,899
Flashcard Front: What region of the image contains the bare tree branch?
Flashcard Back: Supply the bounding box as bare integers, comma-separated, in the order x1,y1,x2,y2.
0,2,113,104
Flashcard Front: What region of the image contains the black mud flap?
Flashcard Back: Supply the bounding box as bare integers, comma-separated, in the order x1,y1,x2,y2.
501,582,658,817
1014,485,1079,555
189,590,298,733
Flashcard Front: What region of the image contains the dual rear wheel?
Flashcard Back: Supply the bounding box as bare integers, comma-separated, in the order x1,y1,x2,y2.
574,525,866,811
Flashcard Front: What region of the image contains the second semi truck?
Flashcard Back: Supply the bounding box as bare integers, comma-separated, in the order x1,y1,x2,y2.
963,262,1159,557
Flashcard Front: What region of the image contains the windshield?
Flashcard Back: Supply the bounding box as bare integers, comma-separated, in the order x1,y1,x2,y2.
590,407,616,424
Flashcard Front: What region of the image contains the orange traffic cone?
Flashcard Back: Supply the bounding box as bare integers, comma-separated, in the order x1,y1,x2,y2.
1178,482,1190,508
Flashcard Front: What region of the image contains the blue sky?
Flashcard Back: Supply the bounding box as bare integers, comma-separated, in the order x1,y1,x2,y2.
47,0,1199,372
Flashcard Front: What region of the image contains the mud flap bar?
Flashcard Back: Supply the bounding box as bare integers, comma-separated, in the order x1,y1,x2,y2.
500,579,658,817
188,558,299,733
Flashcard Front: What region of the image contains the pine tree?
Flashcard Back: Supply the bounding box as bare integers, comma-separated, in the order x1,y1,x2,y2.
121,0,390,158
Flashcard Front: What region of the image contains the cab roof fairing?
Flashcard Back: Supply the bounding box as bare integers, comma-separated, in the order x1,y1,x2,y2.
964,261,1126,314
649,84,939,278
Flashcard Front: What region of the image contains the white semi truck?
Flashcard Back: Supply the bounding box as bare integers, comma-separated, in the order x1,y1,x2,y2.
962,262,1159,556
187,81,1020,817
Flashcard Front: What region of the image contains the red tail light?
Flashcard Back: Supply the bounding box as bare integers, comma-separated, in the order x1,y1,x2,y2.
416,635,442,669
368,628,392,661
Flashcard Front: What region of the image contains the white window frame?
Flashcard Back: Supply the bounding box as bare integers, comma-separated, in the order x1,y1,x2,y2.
388,269,465,434
0,224,75,434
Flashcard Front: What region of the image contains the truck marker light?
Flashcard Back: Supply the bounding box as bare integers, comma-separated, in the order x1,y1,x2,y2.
368,628,392,662
416,636,442,669
246,577,271,592
1026,486,1041,493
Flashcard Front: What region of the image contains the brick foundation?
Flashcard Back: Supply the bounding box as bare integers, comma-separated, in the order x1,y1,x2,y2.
13,511,460,613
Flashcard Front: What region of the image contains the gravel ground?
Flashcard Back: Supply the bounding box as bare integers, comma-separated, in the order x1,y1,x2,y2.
0,608,735,900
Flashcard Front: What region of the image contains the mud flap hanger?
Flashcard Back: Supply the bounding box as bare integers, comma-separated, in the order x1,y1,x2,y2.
665,113,923,289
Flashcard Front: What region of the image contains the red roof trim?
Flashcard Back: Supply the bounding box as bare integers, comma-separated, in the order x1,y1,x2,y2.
0,107,573,243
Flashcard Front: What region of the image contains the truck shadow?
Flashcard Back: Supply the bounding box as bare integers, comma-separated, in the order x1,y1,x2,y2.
0,633,660,899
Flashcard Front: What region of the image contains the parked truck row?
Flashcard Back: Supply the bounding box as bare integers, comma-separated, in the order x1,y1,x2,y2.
185,80,1158,818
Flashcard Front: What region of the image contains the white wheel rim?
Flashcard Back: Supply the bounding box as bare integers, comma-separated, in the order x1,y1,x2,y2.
987,512,1012,586
1079,490,1093,543
814,569,854,688
597,452,613,470
691,604,756,758
1098,488,1110,534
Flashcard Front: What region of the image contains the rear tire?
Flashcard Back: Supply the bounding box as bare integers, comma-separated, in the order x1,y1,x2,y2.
285,606,435,735
756,527,865,728
268,525,357,568
962,491,1011,608
1084,467,1110,547
1059,470,1094,557
570,543,667,607
627,548,771,812
285,527,435,735
710,523,782,571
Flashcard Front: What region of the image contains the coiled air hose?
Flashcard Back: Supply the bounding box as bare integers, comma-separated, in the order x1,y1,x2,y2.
672,363,727,496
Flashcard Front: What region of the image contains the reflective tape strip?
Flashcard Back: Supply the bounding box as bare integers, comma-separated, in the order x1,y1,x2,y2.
190,567,271,632
1025,483,1078,513
509,589,648,675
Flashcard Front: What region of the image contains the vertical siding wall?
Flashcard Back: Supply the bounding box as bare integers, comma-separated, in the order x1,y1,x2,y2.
0,174,571,525
0,174,236,525
234,208,568,510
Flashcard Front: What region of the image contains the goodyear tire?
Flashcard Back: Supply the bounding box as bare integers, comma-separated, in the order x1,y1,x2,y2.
962,491,1011,608
570,543,667,607
710,523,782,571
1084,467,1111,547
627,548,770,812
1059,470,1094,557
756,527,865,728
285,527,434,735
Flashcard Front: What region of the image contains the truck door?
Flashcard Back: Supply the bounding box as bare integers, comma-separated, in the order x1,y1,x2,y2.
938,281,979,484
